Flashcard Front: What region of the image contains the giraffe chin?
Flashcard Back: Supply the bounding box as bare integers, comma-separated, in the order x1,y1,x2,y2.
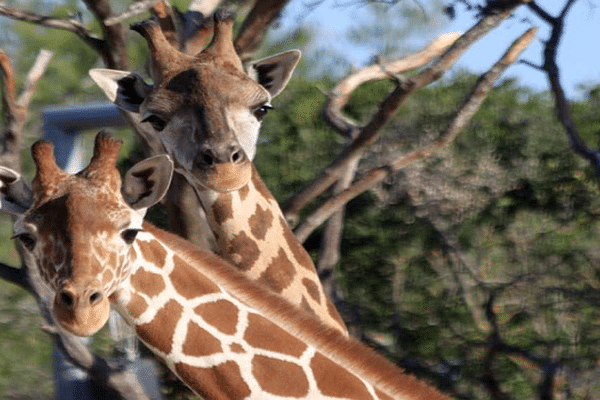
52,296,111,337
196,162,252,193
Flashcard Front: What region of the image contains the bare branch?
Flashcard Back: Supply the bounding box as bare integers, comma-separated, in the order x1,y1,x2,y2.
526,0,600,182
0,49,52,172
0,2,104,54
16,49,53,108
316,157,360,298
324,32,462,138
104,0,161,26
0,262,31,292
284,0,531,224
82,0,129,70
294,27,538,242
234,0,291,60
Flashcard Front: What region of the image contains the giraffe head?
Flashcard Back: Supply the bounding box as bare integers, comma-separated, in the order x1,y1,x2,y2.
0,131,173,336
89,12,300,192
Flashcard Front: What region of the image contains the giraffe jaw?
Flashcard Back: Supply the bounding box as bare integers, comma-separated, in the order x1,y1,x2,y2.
191,162,252,193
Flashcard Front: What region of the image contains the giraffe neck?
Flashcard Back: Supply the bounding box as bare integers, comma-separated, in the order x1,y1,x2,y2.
194,164,347,335
111,221,449,400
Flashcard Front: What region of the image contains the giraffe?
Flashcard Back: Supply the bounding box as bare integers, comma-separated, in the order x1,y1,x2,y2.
0,131,451,400
89,12,348,334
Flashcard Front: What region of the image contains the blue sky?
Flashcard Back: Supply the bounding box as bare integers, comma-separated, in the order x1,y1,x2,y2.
278,1,599,100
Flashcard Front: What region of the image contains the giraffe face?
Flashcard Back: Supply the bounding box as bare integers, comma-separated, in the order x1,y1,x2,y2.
134,64,265,192
0,132,174,337
14,188,143,336
89,15,300,193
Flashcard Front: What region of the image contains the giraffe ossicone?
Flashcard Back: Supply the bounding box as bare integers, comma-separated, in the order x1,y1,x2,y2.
0,131,451,400
90,12,348,335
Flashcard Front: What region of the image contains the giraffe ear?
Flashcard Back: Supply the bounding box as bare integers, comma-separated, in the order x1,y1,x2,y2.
247,50,301,98
89,69,152,113
122,155,174,211
0,167,33,215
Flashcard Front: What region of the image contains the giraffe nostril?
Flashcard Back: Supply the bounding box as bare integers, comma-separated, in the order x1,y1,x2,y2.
88,291,103,306
198,149,216,167
59,290,75,308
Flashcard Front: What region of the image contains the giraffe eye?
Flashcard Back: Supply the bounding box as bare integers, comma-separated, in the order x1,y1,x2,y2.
141,114,167,131
253,104,273,121
121,229,141,245
12,233,36,251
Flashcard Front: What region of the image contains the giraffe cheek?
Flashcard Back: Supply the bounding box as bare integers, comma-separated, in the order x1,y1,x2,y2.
52,294,111,337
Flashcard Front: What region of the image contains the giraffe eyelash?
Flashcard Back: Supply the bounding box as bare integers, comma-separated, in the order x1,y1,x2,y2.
11,233,36,251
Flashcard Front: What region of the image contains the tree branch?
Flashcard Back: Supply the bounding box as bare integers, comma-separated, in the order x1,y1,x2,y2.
0,2,105,55
293,27,537,242
283,0,531,225
0,49,52,173
234,0,291,61
526,0,600,182
104,0,162,26
323,32,462,138
0,261,31,292
16,49,53,108
82,0,129,70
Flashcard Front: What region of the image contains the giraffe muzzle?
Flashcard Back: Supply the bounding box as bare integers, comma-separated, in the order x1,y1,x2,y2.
53,282,111,337
192,145,252,192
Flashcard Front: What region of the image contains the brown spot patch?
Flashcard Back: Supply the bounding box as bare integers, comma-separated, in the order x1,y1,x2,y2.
130,268,165,298
175,361,251,400
279,217,315,270
171,255,220,298
310,352,373,399
302,278,321,303
182,321,223,357
238,183,250,202
252,355,309,397
127,293,149,319
244,313,307,358
256,248,296,294
300,296,316,316
228,231,260,271
211,193,234,225
136,239,168,267
137,299,182,355
230,343,245,353
194,300,238,335
248,204,273,241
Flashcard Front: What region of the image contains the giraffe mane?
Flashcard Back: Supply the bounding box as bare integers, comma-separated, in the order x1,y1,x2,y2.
143,222,449,400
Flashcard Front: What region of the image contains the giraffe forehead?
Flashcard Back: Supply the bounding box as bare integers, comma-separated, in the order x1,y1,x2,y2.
25,189,135,239
147,66,268,112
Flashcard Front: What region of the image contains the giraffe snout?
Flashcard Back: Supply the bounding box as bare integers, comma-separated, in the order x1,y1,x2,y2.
192,144,252,192
195,143,247,168
53,281,110,337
